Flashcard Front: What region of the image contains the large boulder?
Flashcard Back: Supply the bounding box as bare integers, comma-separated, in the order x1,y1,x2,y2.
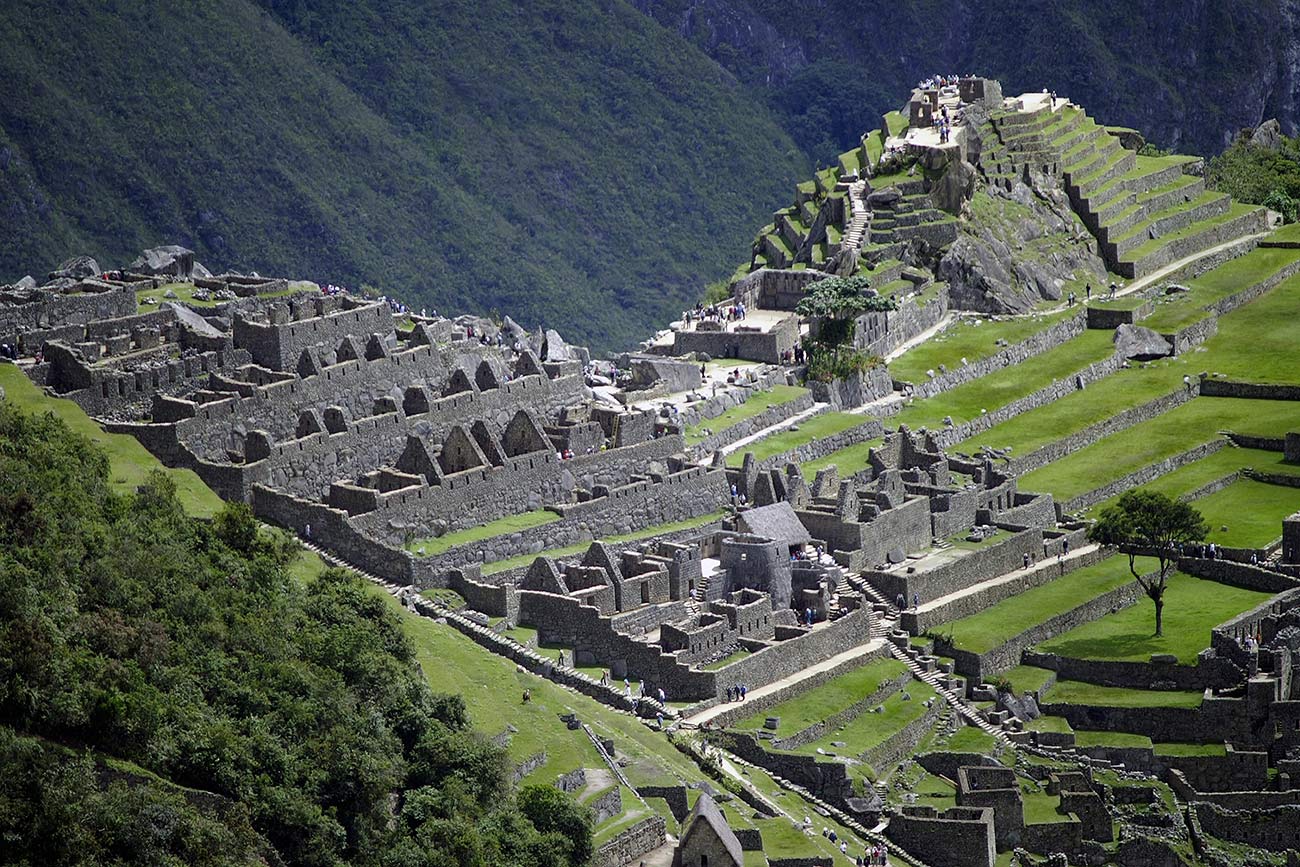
931,159,977,215
866,186,903,207
14,275,36,291
1114,323,1172,360
130,245,195,278
48,255,100,281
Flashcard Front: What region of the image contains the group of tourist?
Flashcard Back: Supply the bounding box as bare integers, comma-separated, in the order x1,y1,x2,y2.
780,344,808,366
684,299,747,328
319,282,350,297
0,342,18,360
724,683,749,702
812,825,890,864
917,73,967,91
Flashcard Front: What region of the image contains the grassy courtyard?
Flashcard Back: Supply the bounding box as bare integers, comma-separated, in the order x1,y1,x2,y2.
1042,679,1203,709
941,555,1156,655
0,363,223,517
888,309,1074,385
1196,272,1300,383
734,656,907,737
1034,573,1272,664
136,280,308,312
685,384,808,443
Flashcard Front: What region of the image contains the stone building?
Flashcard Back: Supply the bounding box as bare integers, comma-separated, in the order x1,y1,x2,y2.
672,793,743,867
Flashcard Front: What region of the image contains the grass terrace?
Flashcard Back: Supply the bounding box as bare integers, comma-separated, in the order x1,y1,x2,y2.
891,330,1115,432
726,411,866,467
952,358,1191,457
941,555,1157,655
1142,245,1300,332
1086,446,1294,515
1036,573,1271,664
1265,222,1300,245
481,510,726,574
1019,399,1300,502
888,310,1075,385
1042,679,1203,709
1073,730,1153,750
733,657,907,737
1195,273,1300,383
685,384,807,443
0,364,223,517
1154,742,1227,757
405,509,559,554
1120,202,1262,266
1195,478,1300,548
794,680,938,766
801,437,886,477
1002,665,1056,697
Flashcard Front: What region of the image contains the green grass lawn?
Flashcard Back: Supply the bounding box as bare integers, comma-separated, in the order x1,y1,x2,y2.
944,725,997,754
1086,447,1288,516
1266,222,1300,245
734,657,907,737
1002,665,1056,697
1143,245,1300,332
0,364,224,517
481,510,725,574
794,681,937,763
1194,478,1300,548
801,437,886,477
889,310,1074,384
1073,730,1153,749
1121,202,1261,265
685,384,807,443
1042,679,1203,709
942,555,1156,655
891,330,1116,432
1025,715,1073,734
700,647,751,670
1196,272,1300,383
726,411,867,467
1035,572,1272,664
1019,399,1300,502
406,509,560,554
1020,785,1066,825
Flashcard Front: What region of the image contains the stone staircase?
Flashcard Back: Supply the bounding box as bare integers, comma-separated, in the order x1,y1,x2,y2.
887,634,1010,744
842,179,871,250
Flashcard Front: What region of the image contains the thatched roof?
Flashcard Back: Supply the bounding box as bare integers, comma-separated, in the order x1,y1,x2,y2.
736,501,811,547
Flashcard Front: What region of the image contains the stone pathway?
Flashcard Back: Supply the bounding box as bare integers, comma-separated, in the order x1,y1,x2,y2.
843,180,871,249
907,543,1101,621
720,400,829,457
681,637,885,727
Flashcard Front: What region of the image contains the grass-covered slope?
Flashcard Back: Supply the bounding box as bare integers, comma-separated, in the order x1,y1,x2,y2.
0,0,808,351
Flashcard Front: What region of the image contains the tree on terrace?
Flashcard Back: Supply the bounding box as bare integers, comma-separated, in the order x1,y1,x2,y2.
795,274,895,382
1088,489,1208,636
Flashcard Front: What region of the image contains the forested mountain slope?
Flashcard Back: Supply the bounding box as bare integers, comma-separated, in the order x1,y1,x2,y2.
0,0,807,350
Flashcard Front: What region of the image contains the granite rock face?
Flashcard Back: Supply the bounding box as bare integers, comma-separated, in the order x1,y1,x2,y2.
1114,323,1172,359
48,255,100,281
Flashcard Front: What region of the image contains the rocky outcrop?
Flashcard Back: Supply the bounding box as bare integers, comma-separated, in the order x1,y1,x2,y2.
939,180,1106,314
932,159,977,216
130,246,195,278
1250,118,1284,151
48,255,100,281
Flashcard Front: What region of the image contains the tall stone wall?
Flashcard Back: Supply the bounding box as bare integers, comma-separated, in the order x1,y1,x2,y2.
1061,438,1229,515
0,283,137,346
868,529,1045,606
232,299,393,370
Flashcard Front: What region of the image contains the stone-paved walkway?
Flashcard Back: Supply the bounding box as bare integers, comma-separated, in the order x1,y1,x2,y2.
906,543,1100,621
720,400,829,457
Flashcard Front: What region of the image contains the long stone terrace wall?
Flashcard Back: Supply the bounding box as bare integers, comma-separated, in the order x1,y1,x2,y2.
1200,379,1300,401
857,288,950,360
733,267,828,312
935,570,1150,681
903,312,1086,397
1043,691,1247,745
232,298,393,370
1020,650,1239,692
929,351,1126,450
405,467,731,573
750,417,886,471
1194,803,1300,852
868,528,1046,609
1006,386,1192,477
861,698,944,774
1060,438,1229,516
676,365,791,428
592,816,666,867
706,729,855,805
899,544,1109,635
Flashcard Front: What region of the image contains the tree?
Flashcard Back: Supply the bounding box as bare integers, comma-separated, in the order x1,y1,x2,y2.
1088,490,1208,636
796,275,895,382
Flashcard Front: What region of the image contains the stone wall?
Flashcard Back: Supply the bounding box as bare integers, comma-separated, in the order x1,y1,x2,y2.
671,313,799,364
1086,302,1152,329
706,729,854,805
592,816,666,867
771,668,911,750
1007,386,1192,476
1041,691,1247,744
0,283,137,347
808,365,894,410
1061,438,1228,515
1020,649,1239,692
1194,803,1300,852
930,351,1126,451
856,288,950,359
860,698,944,773
691,391,818,455
869,529,1045,608
232,299,393,370
884,806,996,867
904,312,1086,397
1200,379,1300,401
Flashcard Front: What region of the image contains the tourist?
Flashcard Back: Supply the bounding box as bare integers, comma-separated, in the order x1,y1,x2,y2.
522,688,531,703
1184,374,1193,394
1023,552,1031,570
624,677,631,697
740,684,747,700
600,670,609,687
896,593,905,611
305,523,312,540
658,687,666,704
726,686,734,702
1085,283,1092,301
656,711,664,729
913,592,919,611
557,650,565,667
